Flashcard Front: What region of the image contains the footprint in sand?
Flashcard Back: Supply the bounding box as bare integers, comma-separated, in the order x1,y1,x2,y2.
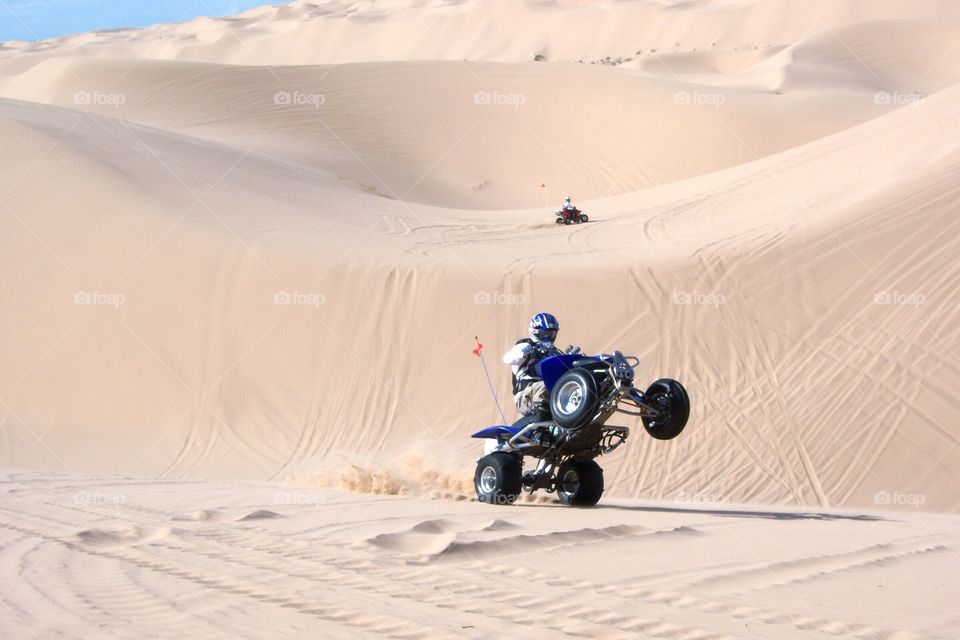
76,525,174,547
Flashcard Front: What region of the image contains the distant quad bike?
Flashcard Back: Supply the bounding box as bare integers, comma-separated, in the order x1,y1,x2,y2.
473,351,688,506
555,207,588,225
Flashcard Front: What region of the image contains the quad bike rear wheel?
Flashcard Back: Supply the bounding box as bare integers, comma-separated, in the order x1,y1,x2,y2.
549,369,600,430
556,459,604,506
641,378,690,440
474,452,522,505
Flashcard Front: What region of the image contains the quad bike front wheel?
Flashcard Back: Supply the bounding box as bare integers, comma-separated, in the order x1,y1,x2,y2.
556,459,604,506
579,214,589,223
474,452,522,505
549,369,600,430
641,378,690,440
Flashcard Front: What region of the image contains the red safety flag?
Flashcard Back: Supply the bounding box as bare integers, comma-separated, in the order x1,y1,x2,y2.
472,338,483,357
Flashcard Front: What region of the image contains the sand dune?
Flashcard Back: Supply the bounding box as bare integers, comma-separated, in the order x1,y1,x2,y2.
0,55,894,207
2,71,958,507
1,0,959,637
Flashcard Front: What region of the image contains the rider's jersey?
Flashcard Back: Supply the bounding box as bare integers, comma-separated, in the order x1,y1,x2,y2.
503,339,561,393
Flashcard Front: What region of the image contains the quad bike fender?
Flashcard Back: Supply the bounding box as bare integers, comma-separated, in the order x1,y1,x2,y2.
471,425,521,439
537,354,580,390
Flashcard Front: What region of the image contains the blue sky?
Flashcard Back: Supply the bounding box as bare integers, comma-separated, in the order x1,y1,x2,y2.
0,0,276,42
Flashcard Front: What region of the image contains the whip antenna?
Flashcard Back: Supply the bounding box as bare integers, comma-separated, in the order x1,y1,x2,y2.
473,337,508,425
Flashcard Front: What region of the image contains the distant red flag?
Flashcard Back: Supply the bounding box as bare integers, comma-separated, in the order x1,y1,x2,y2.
472,338,483,357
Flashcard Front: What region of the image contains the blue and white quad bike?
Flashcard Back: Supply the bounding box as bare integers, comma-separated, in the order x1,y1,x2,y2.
472,351,689,506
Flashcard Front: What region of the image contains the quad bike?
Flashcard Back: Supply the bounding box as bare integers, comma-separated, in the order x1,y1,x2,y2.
555,207,588,224
472,350,688,506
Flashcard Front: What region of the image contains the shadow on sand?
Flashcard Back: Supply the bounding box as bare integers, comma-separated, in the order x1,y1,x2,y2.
590,502,886,522
515,500,886,522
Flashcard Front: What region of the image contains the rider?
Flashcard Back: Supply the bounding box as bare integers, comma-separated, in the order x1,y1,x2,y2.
555,197,578,217
502,313,562,416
